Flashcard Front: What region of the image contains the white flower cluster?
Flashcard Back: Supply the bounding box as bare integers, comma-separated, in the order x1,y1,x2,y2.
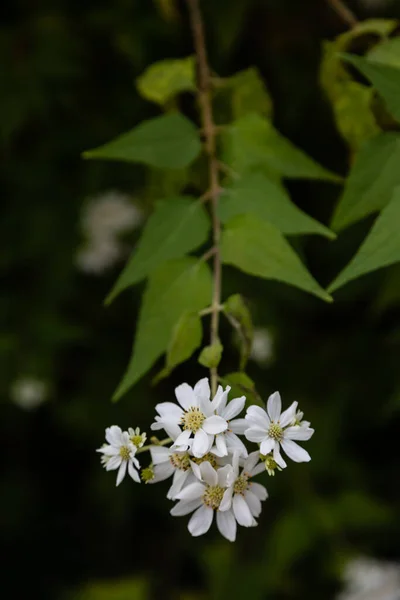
76,190,143,274
97,378,314,542
338,556,400,600
10,377,49,410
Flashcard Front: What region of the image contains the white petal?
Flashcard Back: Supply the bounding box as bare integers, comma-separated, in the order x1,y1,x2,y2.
194,378,211,403
211,385,228,412
106,455,121,471
273,444,287,469
188,505,214,537
202,415,228,435
218,464,235,487
267,391,281,422
281,439,311,463
192,429,211,458
246,405,270,428
284,426,314,441
167,469,189,499
245,427,268,443
175,481,205,501
116,461,127,486
149,446,170,465
151,419,182,441
222,396,246,421
279,401,298,427
128,461,140,483
190,460,202,481
229,418,248,434
243,451,260,473
172,430,192,449
105,425,123,447
219,486,233,511
250,462,266,477
132,456,140,469
199,461,218,486
215,434,228,456
155,402,184,420
260,438,275,456
225,431,248,458
216,509,237,542
170,498,203,516
244,490,262,517
251,482,268,501
233,494,254,527
175,383,197,410
152,462,175,483
100,445,120,456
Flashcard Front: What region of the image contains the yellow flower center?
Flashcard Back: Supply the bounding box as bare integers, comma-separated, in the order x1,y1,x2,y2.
203,485,225,510
119,445,131,461
191,453,217,469
268,422,283,442
181,406,206,433
130,434,144,448
170,452,191,471
233,474,249,495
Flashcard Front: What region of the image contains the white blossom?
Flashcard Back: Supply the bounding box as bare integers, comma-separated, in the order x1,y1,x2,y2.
338,556,400,600
81,190,143,239
199,451,268,538
97,425,140,486
76,237,123,274
151,378,230,459
250,328,274,365
170,462,236,541
244,392,314,468
128,427,147,449
10,377,48,410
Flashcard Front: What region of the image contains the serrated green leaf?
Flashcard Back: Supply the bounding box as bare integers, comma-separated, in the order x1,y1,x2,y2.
329,187,400,293
218,172,335,239
106,197,210,304
220,372,263,407
136,56,195,105
198,341,223,369
331,133,400,231
222,113,341,182
342,53,400,124
113,258,212,400
83,113,201,169
367,36,400,69
154,311,202,382
224,294,253,369
221,214,332,303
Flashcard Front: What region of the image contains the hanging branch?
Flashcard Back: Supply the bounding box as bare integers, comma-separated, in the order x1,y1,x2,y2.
327,0,359,28
186,0,222,396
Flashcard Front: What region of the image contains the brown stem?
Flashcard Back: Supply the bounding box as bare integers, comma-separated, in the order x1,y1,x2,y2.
327,0,358,28
187,0,222,397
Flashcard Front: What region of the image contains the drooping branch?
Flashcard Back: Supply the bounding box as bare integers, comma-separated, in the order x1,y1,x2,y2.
186,0,222,396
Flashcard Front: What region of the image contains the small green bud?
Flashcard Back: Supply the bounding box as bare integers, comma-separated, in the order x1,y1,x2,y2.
141,466,155,483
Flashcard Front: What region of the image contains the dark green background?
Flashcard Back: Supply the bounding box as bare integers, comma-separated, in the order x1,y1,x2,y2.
2,0,400,598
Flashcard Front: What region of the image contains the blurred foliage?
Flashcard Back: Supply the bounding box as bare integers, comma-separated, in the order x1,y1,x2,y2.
2,0,400,600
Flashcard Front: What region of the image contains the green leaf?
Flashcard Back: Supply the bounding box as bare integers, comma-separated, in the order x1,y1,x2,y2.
367,36,400,69
225,67,273,120
222,113,341,182
73,578,148,600
136,57,196,105
218,172,335,239
113,258,212,400
221,214,332,303
82,113,201,169
154,311,202,382
332,491,391,529
331,133,400,231
342,53,400,124
198,341,223,369
329,187,400,293
220,372,263,407
106,197,210,304
223,294,253,369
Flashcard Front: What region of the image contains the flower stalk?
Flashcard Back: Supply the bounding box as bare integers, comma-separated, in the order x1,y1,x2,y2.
186,0,222,397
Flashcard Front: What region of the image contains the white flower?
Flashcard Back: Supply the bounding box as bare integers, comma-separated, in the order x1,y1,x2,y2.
250,328,274,365
338,556,400,600
149,445,218,499
10,377,48,410
204,451,268,538
76,237,123,274
97,425,140,486
128,427,147,449
150,378,230,459
81,190,143,239
244,392,314,468
170,462,236,541
209,386,248,458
